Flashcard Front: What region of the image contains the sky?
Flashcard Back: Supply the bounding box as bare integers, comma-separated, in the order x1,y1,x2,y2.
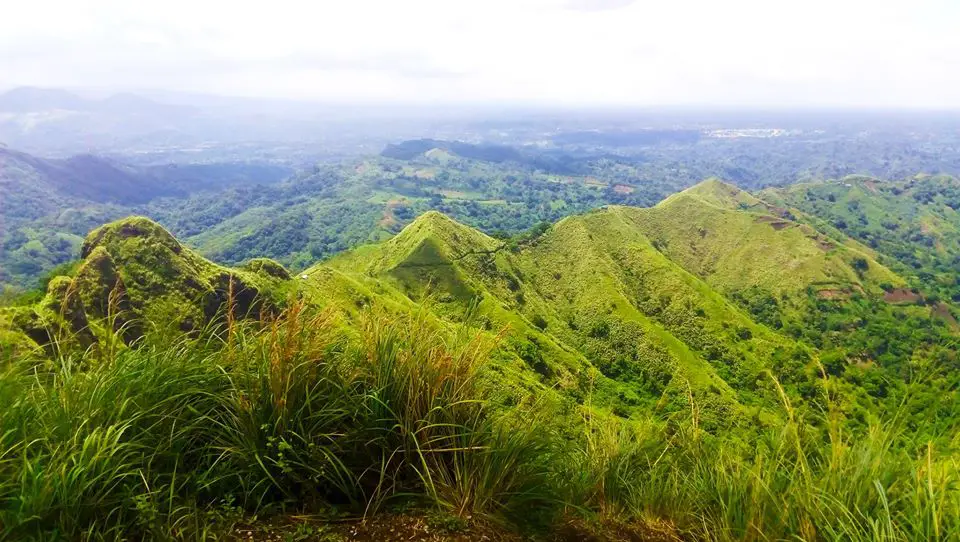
1,0,959,108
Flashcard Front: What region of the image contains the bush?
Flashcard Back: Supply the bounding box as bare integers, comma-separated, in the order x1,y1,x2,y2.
531,314,548,330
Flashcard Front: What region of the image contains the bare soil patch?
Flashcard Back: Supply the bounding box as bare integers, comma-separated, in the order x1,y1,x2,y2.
754,215,792,230
584,177,609,188
379,198,408,228
883,288,922,304
931,302,959,330
817,288,850,300
816,238,836,251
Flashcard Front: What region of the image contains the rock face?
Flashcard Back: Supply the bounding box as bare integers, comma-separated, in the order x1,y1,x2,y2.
9,216,291,351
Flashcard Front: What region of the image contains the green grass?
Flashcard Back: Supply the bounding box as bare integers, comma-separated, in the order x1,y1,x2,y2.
0,302,560,539
1,302,956,540
762,175,960,303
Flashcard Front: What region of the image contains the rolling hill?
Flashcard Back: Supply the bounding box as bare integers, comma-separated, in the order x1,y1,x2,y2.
3,180,959,540
762,174,960,303
8,180,955,429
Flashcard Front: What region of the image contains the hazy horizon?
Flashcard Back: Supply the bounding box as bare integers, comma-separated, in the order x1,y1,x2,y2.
3,0,959,109
8,85,960,115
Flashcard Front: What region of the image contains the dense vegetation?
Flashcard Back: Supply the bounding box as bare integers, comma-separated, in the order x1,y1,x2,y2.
0,147,290,291
10,123,960,295
1,144,678,291
763,175,960,303
2,175,958,539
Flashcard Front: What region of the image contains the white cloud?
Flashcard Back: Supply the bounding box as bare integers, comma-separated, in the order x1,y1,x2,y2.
0,0,958,107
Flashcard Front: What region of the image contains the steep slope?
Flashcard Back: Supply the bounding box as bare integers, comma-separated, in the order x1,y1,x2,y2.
328,210,502,301
0,147,172,213
325,209,810,427
7,197,948,431
623,179,903,300
762,175,960,303
0,147,290,216
322,196,939,427
504,208,806,421
323,212,601,406
611,182,958,417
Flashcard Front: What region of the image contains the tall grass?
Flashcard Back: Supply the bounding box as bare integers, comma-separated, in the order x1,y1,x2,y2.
560,374,960,541
350,310,554,521
1,301,957,540
0,302,555,539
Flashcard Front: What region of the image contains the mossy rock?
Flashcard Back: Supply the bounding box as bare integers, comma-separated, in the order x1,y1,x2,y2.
4,216,290,355
10,307,49,346
242,258,291,280
0,308,42,357
75,216,288,335
73,246,130,318
205,271,275,322
81,216,183,259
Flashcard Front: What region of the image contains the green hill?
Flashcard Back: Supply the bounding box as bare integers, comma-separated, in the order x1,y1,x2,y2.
628,179,901,297
2,217,291,356
7,192,948,425
2,188,958,541
762,175,960,301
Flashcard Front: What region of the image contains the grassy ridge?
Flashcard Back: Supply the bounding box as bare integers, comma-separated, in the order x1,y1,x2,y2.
762,175,960,304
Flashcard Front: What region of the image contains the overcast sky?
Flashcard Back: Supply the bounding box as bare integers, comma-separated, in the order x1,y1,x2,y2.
1,0,958,108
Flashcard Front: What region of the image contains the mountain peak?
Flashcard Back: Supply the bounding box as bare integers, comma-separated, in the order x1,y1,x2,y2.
407,209,461,228
327,211,501,300
0,86,87,112
388,211,500,261
81,216,183,259
671,178,761,209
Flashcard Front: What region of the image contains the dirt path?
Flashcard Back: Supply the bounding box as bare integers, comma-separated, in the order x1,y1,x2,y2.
230,514,682,541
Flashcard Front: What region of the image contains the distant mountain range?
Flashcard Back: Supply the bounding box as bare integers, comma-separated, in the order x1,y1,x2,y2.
0,87,194,115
